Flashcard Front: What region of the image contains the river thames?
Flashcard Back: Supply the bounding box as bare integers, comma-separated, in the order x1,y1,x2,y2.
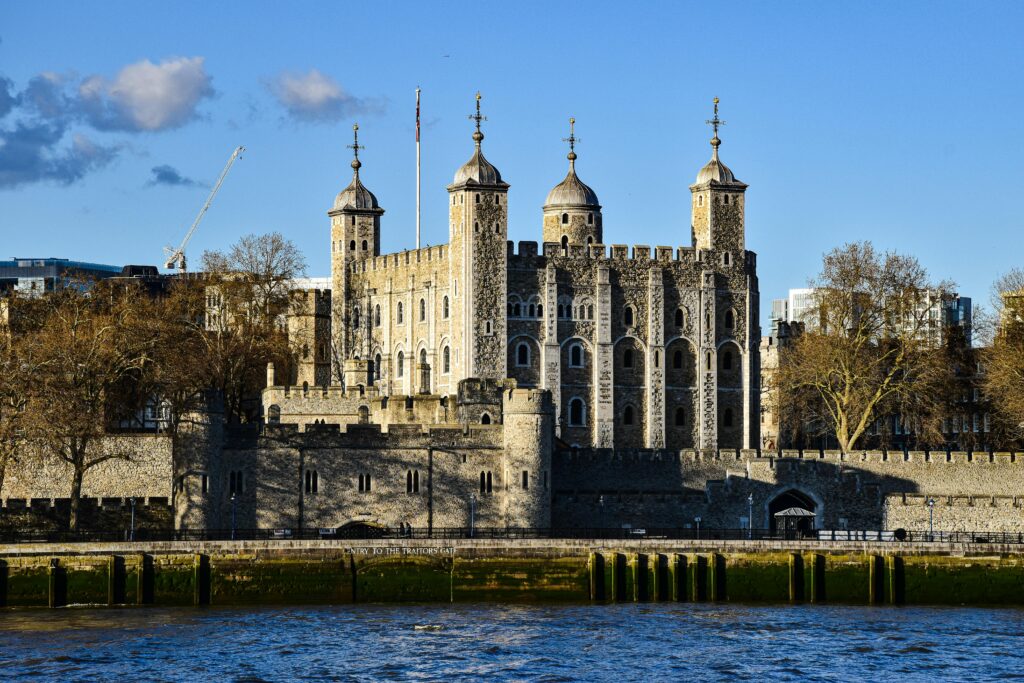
2,603,1023,681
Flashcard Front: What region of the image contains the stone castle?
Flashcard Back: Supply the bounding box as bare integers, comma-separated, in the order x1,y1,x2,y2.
3,97,1024,535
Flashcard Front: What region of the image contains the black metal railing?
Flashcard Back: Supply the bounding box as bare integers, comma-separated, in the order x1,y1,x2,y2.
2,527,1024,545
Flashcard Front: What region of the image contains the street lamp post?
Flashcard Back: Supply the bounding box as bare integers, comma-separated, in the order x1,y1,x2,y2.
129,497,136,542
469,494,477,538
231,493,237,541
747,493,754,540
927,497,936,541
694,516,702,540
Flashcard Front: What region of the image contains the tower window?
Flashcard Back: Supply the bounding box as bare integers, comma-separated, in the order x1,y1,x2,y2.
623,348,634,369
522,470,529,490
495,223,500,235
513,303,521,317
725,310,735,330
481,413,492,425
305,470,319,494
561,213,569,225
351,216,356,225
587,213,594,225
724,194,730,205
528,303,535,317
561,235,568,255
362,240,368,251
675,407,685,426
698,196,703,207
349,240,356,250
723,252,731,266
568,398,585,426
374,305,381,326
624,306,635,327
353,306,360,328
675,308,684,327
569,343,584,368
485,320,492,334
474,221,479,233
397,351,404,377
516,342,530,366
587,304,594,319
442,296,449,318
419,298,426,322
475,193,480,204
623,405,634,425
374,354,381,381
442,346,450,374
397,302,404,324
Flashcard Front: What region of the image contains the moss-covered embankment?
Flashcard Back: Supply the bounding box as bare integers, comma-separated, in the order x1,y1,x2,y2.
1,540,1023,608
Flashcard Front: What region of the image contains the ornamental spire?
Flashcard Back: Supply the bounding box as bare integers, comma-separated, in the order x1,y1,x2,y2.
705,97,725,160
468,91,486,147
347,123,364,179
563,117,578,170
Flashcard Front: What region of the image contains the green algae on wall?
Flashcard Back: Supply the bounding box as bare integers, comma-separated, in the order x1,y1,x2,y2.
724,553,792,603
452,555,589,602
902,554,1024,606
152,554,198,606
354,553,453,603
4,559,50,607
211,552,353,605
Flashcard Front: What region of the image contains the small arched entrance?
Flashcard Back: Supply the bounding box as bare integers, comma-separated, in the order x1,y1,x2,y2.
768,489,817,535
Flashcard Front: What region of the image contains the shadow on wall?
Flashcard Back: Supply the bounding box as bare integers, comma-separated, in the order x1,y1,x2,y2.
552,450,923,531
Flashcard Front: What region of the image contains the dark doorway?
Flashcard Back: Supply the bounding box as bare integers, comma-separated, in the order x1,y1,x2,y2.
768,489,817,534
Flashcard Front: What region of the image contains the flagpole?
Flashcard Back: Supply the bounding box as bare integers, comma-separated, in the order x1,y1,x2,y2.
416,87,421,250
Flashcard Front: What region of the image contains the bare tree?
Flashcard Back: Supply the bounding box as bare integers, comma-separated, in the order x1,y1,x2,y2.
982,268,1024,440
199,232,306,422
777,242,953,452
17,285,158,530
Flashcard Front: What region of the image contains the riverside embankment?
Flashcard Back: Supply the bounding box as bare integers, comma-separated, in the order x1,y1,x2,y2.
2,539,1024,608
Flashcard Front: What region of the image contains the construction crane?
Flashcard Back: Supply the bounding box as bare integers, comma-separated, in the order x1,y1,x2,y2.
163,145,245,272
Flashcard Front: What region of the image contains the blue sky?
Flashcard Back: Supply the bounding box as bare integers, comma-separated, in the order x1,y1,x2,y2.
1,1,1022,332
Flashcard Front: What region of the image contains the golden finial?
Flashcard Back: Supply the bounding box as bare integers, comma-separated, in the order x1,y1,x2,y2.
705,97,725,157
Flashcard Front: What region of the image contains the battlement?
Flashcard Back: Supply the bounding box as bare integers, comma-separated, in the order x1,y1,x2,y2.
457,377,515,404
527,241,697,263
289,288,331,311
503,387,554,414
556,447,1021,466
352,244,449,274
258,420,504,449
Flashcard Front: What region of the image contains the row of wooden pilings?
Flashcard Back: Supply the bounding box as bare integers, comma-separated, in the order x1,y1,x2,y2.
588,552,905,604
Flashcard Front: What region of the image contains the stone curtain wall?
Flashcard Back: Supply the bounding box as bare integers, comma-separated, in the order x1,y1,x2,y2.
553,449,1024,532
1,435,172,503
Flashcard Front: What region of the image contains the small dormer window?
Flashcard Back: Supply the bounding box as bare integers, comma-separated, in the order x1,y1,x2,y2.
561,213,569,225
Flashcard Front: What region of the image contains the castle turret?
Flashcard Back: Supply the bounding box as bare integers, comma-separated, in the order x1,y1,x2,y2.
502,387,554,528
689,98,747,254
447,93,509,381
329,124,384,376
543,118,602,251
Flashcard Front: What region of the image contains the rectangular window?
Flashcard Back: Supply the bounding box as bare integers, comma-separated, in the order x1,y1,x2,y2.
522,470,529,490
201,474,208,494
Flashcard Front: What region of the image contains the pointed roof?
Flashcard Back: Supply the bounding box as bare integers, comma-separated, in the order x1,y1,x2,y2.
332,123,382,212
450,93,508,189
544,117,600,209
693,98,745,187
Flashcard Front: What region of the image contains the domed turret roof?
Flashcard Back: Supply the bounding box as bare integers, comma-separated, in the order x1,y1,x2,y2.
543,118,600,208
695,155,738,185
453,147,504,186
331,123,383,213
450,92,507,188
545,162,599,208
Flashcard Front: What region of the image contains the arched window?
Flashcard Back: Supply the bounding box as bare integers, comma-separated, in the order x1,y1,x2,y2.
481,413,492,425
442,346,450,374
675,407,685,426
623,405,634,425
654,351,660,368
528,304,535,317
305,470,319,494
723,252,731,266
517,342,530,366
413,470,419,493
407,470,413,494
480,471,486,493
487,471,493,493
397,351,404,377
495,223,500,235
587,304,594,319
624,306,634,327
374,305,381,326
723,408,734,427
475,193,481,204
442,296,449,318
353,306,360,328
513,303,521,317
725,310,735,330
569,343,583,368
675,308,684,327
537,304,543,317
623,348,634,369
673,350,683,369
420,348,427,365
474,221,479,233
558,304,565,318
587,212,594,225
722,350,733,370
397,302,404,324
569,398,585,426
362,240,368,251
561,235,569,254
268,405,281,424
374,354,381,381
349,240,356,250
698,195,703,207
561,213,569,225
358,405,369,424
419,298,426,322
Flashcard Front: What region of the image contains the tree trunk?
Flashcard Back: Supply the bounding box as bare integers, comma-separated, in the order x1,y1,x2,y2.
68,465,85,531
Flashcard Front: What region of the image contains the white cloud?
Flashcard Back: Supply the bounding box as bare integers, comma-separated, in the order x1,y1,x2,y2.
267,69,383,122
78,57,215,132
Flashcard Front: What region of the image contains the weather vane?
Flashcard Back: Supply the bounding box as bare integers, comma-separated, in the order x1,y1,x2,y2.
348,123,364,161
469,92,487,142
705,97,725,141
563,117,579,160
